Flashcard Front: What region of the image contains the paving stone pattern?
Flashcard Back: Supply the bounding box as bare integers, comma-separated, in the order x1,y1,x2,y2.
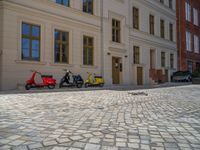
0,85,200,150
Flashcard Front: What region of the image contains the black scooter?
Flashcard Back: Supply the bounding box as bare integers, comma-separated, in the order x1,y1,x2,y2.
59,69,84,88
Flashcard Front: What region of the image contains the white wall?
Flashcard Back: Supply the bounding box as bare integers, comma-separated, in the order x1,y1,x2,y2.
1,0,102,90
102,0,130,85
0,0,178,90
129,0,177,85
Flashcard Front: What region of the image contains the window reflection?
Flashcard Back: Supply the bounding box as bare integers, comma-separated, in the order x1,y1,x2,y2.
21,23,40,61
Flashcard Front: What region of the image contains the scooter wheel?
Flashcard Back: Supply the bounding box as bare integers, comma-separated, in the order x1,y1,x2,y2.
25,84,31,90
99,83,104,87
48,84,55,89
85,83,89,88
77,84,83,88
59,83,63,88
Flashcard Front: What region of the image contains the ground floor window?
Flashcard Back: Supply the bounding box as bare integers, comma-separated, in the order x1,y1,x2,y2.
187,61,193,73
161,52,166,67
83,36,94,66
21,22,40,61
54,30,69,63
170,53,174,69
133,46,140,64
196,62,200,70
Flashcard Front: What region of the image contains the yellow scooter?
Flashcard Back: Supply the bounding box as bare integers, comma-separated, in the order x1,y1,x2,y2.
85,72,105,88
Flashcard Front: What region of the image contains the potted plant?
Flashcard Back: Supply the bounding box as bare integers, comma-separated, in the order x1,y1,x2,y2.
192,68,200,84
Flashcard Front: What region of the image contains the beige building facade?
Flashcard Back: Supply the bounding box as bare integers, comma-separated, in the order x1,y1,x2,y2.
0,0,177,90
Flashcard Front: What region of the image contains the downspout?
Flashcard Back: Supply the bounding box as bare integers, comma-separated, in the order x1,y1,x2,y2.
178,0,182,71
128,0,131,85
100,0,104,78
0,1,3,90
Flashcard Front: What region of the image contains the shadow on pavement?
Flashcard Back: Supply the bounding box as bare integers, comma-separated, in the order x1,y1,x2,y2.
0,82,193,95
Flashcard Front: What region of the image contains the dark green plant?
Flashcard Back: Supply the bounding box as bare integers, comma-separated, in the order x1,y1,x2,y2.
192,68,200,78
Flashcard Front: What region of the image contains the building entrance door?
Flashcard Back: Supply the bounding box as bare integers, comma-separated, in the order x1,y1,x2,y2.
112,57,120,84
137,67,143,85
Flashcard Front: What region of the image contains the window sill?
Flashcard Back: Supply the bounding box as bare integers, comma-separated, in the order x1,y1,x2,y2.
15,60,47,65
110,41,125,46
132,63,145,67
49,63,74,67
80,65,98,69
186,50,193,53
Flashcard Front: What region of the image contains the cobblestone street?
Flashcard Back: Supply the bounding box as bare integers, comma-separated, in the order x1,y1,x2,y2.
0,85,200,150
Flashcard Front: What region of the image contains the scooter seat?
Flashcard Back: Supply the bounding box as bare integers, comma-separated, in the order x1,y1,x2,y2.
41,75,53,78
95,76,102,78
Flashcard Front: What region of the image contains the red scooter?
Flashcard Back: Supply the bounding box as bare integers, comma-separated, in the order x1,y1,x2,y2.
25,70,56,90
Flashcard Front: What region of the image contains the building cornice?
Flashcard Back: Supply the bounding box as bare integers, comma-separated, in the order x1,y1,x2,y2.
129,34,177,51
3,0,101,30
133,0,176,19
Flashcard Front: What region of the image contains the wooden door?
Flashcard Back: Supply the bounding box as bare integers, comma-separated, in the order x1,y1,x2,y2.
137,67,143,85
112,57,120,84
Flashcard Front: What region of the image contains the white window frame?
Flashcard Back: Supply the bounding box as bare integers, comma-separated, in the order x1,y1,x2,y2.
186,31,192,51
194,35,199,53
185,2,191,22
193,8,199,26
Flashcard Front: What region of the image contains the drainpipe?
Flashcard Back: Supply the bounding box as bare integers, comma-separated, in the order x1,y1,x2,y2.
0,2,3,90
178,0,182,71
128,0,131,85
100,0,104,78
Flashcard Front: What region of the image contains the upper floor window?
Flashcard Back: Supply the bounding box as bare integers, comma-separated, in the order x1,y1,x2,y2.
83,36,94,66
112,19,121,43
186,31,192,51
133,7,139,29
160,0,164,4
169,0,173,9
54,30,69,63
56,0,70,7
194,35,199,53
185,1,191,21
133,46,140,64
149,14,154,35
83,0,93,14
21,23,40,61
169,23,173,41
160,19,165,38
193,8,199,26
161,52,166,67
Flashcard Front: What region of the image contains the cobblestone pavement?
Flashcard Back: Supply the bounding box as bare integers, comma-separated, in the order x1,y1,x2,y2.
0,85,200,150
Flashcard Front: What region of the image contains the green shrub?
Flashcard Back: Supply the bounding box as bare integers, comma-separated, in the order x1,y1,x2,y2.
192,68,200,78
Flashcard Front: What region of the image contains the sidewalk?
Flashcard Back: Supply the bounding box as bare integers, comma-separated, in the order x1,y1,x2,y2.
0,82,192,95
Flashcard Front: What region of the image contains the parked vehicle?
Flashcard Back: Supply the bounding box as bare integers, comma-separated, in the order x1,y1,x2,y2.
85,72,104,88
25,70,56,90
59,69,84,88
171,71,192,82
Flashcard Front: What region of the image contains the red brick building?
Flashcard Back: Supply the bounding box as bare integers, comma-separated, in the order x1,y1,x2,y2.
177,0,200,72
